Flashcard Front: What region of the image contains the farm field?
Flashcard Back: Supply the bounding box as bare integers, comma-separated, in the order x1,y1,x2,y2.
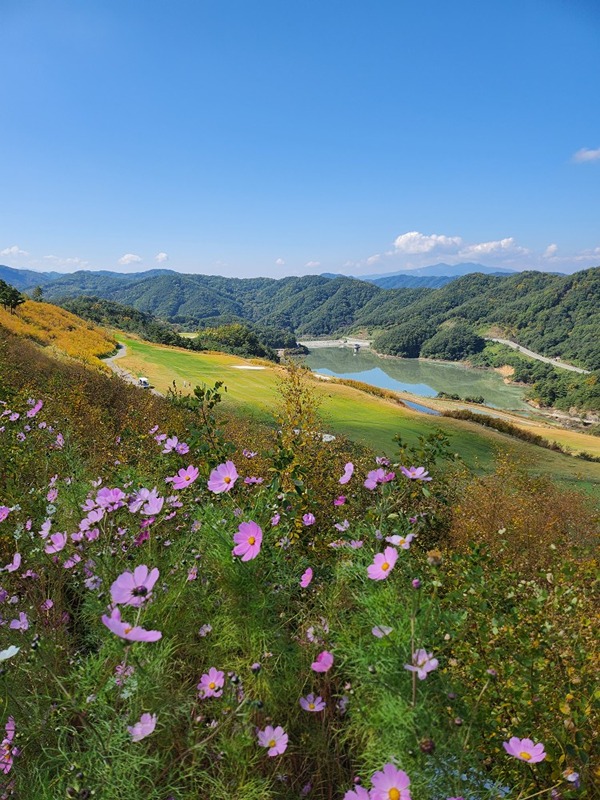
113,334,600,494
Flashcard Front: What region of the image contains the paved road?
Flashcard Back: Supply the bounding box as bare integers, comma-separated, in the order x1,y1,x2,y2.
103,344,163,395
487,338,590,374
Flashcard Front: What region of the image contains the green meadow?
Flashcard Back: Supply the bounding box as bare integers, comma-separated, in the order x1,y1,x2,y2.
114,335,600,494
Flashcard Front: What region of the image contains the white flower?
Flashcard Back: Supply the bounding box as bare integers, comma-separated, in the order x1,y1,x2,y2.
0,645,20,661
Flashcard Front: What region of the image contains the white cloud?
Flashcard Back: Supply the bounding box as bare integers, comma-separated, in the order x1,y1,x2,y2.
366,254,381,266
572,147,600,163
543,243,558,258
393,231,462,254
1,245,29,257
305,260,321,268
459,237,529,258
275,258,285,266
155,252,169,263
118,253,142,266
43,254,89,269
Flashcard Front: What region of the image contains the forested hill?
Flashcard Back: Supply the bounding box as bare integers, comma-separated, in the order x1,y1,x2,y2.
3,264,599,369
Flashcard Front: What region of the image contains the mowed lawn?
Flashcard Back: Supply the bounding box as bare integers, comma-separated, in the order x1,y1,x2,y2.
114,335,600,494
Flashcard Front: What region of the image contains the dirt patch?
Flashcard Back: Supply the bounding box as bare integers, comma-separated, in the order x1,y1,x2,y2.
494,365,515,381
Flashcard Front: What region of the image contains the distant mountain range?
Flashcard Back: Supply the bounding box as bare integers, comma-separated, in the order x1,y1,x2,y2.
1,263,598,369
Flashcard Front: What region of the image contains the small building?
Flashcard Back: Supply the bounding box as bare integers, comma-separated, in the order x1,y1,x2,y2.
138,377,150,388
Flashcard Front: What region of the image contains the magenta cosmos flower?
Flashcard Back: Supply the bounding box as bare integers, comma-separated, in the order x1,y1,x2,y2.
127,712,157,742
168,465,199,490
370,763,412,800
367,547,398,580
198,667,225,698
503,737,546,763
299,693,326,712
339,462,354,484
207,461,238,493
110,565,160,607
311,650,334,673
233,521,263,561
101,607,162,642
257,725,288,756
343,788,370,800
400,466,432,481
404,648,439,680
300,567,313,588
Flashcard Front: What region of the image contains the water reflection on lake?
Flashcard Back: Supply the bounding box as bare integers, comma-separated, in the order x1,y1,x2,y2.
304,348,530,412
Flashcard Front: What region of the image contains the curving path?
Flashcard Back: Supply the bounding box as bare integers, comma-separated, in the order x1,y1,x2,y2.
103,343,163,395
486,338,590,374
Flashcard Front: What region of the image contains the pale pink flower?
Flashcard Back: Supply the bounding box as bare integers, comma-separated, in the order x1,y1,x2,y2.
302,513,316,526
400,466,432,481
385,533,414,550
232,521,263,561
9,612,29,632
343,787,370,800
339,462,354,484
44,532,67,554
270,513,281,526
367,547,398,580
404,648,438,680
299,693,326,712
207,461,238,493
372,625,393,638
127,712,157,742
198,667,225,698
243,449,257,458
371,762,411,800
311,650,334,673
334,519,350,532
257,725,288,756
364,468,395,490
101,607,162,642
3,553,20,573
110,565,160,607
0,506,11,523
503,737,546,763
300,567,313,588
168,465,199,490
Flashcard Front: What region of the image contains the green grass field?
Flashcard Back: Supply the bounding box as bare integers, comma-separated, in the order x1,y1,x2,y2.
114,335,600,495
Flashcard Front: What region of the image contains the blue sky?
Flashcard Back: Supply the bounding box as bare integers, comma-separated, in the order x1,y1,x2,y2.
1,0,599,277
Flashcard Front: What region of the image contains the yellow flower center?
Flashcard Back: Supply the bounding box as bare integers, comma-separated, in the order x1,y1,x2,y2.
520,752,532,761
224,476,231,484
248,536,255,545
124,626,133,634
268,739,276,748
309,703,315,710
389,790,401,800
185,475,191,481
209,682,216,689
382,562,390,571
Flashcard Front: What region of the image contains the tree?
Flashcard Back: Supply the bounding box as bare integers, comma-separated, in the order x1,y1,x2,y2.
0,280,25,314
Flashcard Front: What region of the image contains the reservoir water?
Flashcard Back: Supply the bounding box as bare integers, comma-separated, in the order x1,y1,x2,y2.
304,347,531,412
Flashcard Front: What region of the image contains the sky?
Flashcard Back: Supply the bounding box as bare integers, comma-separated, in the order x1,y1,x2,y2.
1,0,599,278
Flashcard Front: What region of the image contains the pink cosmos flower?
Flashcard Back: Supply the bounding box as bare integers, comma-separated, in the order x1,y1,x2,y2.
300,567,313,588
162,435,181,453
101,607,162,642
9,612,29,632
400,466,432,481
367,547,398,580
127,712,157,742
370,763,412,800
244,476,264,485
299,693,326,712
311,650,334,673
343,788,371,800
302,513,316,526
503,737,546,763
372,625,393,638
46,488,58,503
271,513,281,526
44,532,67,554
232,521,263,561
1,716,17,775
385,533,415,550
364,468,395,490
334,519,350,532
0,506,11,523
3,553,20,573
339,462,354,484
110,565,160,607
207,461,238,493
243,449,257,458
198,667,225,698
404,648,439,680
334,495,346,506
257,725,288,756
96,487,126,510
168,465,199,490
26,399,43,418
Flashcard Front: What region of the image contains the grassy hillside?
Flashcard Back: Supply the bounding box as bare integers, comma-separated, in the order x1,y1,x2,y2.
113,334,600,493
0,300,116,367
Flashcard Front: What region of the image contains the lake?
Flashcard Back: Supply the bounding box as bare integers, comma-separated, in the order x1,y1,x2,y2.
304,347,531,412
